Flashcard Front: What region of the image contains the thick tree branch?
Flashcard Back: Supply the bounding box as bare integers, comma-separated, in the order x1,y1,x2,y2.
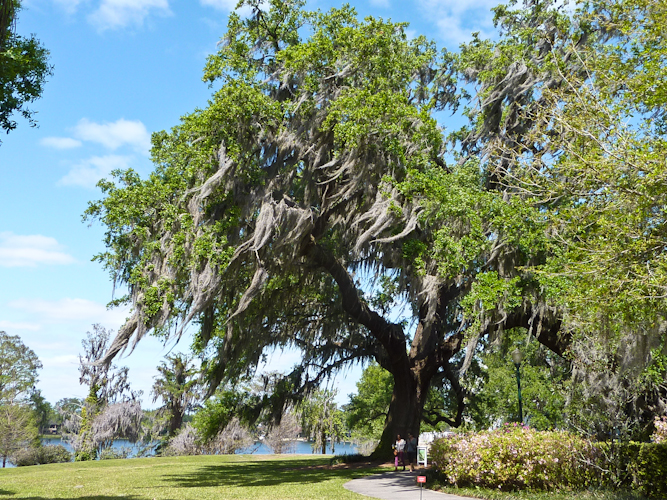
302,239,409,368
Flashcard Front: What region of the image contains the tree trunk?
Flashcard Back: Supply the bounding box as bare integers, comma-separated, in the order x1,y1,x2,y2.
168,403,183,437
321,429,326,454
371,363,430,459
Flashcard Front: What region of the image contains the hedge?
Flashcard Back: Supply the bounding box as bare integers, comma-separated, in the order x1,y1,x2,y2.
599,441,667,498
429,426,667,497
429,424,599,491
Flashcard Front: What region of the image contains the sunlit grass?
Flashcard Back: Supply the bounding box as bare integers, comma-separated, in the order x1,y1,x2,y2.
0,454,383,500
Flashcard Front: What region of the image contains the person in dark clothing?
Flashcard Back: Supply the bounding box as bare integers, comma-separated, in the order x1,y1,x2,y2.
406,433,417,472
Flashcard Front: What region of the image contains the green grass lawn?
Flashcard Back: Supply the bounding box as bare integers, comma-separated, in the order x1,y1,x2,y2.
0,454,383,500
1,455,650,500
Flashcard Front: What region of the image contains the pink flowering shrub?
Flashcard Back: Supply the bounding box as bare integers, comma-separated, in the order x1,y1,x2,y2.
652,416,667,444
430,424,599,491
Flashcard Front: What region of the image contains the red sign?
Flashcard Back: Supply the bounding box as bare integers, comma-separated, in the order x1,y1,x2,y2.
417,476,427,483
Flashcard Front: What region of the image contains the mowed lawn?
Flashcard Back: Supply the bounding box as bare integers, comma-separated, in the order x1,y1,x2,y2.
0,454,383,500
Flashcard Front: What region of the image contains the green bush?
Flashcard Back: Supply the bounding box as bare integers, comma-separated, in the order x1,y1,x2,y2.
430,424,599,491
598,442,667,498
12,445,72,466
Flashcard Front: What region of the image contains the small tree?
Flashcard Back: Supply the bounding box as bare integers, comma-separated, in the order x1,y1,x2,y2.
151,354,200,437
0,331,42,467
207,417,255,454
30,389,55,434
299,390,344,454
62,325,142,460
0,403,37,467
264,410,299,454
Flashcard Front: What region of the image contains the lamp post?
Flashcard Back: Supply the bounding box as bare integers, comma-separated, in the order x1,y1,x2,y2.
511,348,523,424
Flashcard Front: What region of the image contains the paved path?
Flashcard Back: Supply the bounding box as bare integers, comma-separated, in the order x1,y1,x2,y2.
344,471,473,500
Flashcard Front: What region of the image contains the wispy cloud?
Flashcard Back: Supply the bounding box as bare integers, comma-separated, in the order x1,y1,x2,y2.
418,0,499,46
88,0,171,31
40,136,83,149
200,0,240,10
41,354,80,369
0,232,76,268
200,0,258,17
369,0,391,8
8,298,130,328
72,118,151,154
57,154,133,189
53,0,88,15
0,320,41,331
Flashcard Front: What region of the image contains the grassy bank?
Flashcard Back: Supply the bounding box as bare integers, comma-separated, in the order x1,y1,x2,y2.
0,454,382,500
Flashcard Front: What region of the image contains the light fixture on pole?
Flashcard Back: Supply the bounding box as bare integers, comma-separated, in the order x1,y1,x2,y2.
511,348,523,424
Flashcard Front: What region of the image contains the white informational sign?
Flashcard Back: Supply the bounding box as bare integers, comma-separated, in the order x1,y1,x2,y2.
417,445,428,467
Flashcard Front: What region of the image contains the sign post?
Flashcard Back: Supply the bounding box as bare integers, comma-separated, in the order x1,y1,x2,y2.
417,475,426,500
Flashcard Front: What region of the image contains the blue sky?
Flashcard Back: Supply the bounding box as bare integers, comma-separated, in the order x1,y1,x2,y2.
0,0,499,408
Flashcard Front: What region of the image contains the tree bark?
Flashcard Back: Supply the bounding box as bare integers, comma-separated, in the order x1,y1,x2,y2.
372,362,430,459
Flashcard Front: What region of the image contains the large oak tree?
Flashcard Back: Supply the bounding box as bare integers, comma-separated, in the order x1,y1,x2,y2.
87,0,575,456
88,0,667,452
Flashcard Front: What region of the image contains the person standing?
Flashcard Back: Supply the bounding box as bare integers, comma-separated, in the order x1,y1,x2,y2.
406,433,418,472
394,434,406,471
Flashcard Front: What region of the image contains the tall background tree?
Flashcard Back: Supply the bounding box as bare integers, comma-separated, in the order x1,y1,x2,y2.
0,330,41,404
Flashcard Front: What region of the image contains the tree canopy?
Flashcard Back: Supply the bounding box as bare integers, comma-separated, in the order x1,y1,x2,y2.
452,0,667,434
0,0,51,140
0,331,42,404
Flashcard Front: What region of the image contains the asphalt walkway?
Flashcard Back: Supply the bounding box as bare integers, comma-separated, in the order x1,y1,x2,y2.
344,471,474,500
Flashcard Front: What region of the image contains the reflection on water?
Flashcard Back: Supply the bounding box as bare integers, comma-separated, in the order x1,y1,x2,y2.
2,438,358,469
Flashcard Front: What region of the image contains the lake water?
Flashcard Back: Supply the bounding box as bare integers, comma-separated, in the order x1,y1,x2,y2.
2,438,358,469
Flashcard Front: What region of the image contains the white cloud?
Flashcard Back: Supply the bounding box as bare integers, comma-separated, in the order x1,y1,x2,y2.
40,136,83,149
0,320,41,331
418,0,499,46
404,29,417,40
53,0,88,15
0,232,76,268
88,0,171,31
57,154,132,189
41,354,80,369
200,0,258,17
72,118,151,154
200,0,239,10
369,0,391,8
8,298,130,329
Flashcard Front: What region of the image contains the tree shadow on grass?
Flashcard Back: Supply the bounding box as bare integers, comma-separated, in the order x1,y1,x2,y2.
163,457,372,489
